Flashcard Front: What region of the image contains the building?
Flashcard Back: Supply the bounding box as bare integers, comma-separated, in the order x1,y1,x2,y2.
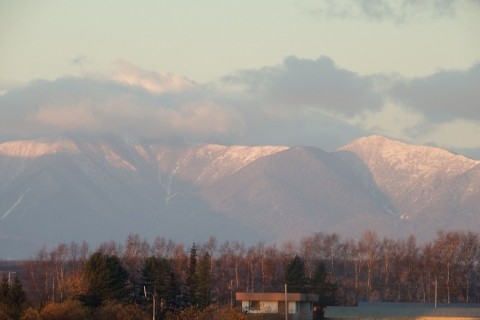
236,292,320,320
325,302,480,320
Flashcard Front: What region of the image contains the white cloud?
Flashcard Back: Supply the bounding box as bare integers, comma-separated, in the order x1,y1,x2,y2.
1,57,478,150
0,74,243,142
111,60,196,94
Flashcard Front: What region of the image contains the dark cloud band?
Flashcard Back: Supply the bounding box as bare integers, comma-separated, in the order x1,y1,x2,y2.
389,63,480,122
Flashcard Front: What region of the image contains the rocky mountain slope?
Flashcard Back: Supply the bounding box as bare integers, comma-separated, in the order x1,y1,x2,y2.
0,135,478,258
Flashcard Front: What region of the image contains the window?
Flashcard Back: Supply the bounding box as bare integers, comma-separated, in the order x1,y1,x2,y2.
249,300,260,310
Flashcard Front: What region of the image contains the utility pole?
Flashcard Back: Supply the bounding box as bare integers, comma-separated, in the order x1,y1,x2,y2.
284,283,288,320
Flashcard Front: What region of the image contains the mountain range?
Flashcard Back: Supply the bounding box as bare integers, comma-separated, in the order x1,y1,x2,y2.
0,134,479,258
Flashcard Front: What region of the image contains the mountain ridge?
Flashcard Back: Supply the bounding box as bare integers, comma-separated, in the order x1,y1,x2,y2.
0,135,478,258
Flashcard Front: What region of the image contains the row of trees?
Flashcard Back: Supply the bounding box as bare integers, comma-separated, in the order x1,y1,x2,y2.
8,230,480,318
13,240,331,319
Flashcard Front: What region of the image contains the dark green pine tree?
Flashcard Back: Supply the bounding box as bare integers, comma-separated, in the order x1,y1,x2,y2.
8,276,26,320
0,275,26,320
82,252,129,307
0,275,8,302
310,262,337,306
142,256,182,310
285,255,309,292
186,243,198,306
196,251,212,309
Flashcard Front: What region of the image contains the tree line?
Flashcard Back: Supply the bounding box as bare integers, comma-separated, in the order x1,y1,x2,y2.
2,229,479,319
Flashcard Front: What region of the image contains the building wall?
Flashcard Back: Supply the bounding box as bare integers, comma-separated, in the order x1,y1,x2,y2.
261,301,279,313
242,299,313,320
242,300,283,313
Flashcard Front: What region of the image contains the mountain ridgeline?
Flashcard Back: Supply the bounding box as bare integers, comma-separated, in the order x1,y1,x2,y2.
0,135,479,258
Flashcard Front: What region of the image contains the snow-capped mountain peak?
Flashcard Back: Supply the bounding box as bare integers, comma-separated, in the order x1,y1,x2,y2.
0,138,80,157
340,135,479,178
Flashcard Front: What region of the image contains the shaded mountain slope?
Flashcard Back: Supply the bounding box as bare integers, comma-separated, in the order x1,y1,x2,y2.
202,146,396,240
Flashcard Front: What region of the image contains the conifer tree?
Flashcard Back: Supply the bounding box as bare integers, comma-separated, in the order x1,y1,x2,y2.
311,262,337,306
196,251,212,308
285,255,309,292
82,252,129,306
186,243,198,306
0,275,8,302
0,274,26,320
142,256,182,311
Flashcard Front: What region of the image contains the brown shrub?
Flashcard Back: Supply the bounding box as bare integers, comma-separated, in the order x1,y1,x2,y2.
39,300,91,320
164,306,247,320
95,302,149,320
20,308,40,320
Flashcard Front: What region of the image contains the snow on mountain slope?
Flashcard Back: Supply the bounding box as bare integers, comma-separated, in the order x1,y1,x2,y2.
0,134,479,258
0,138,80,157
338,135,480,220
0,137,286,180
148,144,288,186
340,135,478,177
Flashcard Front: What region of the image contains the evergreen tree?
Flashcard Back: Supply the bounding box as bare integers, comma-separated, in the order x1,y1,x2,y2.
186,243,198,306
0,274,26,320
0,275,8,302
8,276,26,318
196,252,212,308
82,251,129,306
285,255,309,292
310,262,337,306
142,256,182,311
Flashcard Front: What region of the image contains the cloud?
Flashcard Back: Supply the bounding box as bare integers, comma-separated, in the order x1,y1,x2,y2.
222,56,383,117
112,60,195,94
69,54,92,67
0,79,23,95
0,57,372,149
389,63,480,122
2,57,476,150
0,74,242,142
304,0,474,23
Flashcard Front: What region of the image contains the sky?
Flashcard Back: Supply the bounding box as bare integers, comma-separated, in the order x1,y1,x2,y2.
1,0,479,156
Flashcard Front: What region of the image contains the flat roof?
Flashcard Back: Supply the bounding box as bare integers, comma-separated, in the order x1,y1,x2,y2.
358,302,480,309
236,292,319,302
325,305,480,319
